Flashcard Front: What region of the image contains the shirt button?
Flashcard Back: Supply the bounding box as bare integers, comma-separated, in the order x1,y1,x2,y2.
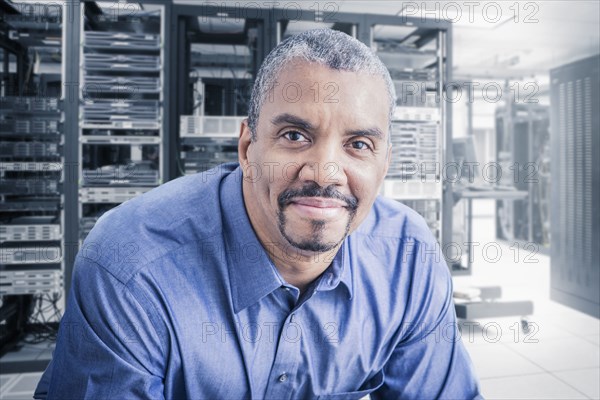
278,373,288,382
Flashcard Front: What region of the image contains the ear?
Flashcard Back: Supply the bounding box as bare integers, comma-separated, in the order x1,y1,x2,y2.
238,119,252,167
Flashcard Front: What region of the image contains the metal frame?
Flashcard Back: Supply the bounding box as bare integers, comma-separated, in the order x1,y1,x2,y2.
494,101,550,248
62,0,81,301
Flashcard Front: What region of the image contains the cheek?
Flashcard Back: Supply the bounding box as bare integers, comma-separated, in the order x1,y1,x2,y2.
263,165,293,208
349,165,383,198
272,162,302,185
347,165,385,222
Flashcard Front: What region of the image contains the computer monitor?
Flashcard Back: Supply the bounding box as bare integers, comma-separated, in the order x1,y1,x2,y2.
452,136,479,183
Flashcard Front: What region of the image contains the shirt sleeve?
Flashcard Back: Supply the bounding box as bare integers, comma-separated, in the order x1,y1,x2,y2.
371,241,483,400
34,252,168,399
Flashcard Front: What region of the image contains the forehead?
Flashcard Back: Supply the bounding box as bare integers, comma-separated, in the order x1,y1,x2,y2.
260,61,390,128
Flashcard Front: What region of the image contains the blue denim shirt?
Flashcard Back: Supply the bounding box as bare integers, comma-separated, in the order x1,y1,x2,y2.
35,163,481,399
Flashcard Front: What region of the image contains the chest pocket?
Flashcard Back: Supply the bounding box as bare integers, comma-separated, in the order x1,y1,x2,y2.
317,370,385,399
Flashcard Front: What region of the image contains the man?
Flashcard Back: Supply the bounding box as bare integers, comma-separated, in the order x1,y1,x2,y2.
35,29,481,399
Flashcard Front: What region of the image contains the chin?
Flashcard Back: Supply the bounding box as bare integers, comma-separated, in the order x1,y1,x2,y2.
291,239,339,253
282,223,348,253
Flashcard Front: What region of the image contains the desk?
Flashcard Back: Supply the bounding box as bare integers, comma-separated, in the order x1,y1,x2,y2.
452,185,533,331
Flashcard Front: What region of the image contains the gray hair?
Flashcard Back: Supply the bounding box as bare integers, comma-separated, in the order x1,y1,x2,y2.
247,29,396,143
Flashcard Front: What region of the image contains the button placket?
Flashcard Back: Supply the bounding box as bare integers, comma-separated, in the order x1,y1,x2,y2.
263,311,302,399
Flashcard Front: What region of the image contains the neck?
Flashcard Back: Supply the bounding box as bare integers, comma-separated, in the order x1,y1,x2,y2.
264,242,341,293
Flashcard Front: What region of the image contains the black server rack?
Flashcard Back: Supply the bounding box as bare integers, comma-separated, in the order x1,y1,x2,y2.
0,97,63,295
550,54,600,318
172,5,265,176
365,19,452,259
0,1,65,359
495,103,550,247
78,2,166,243
1,4,64,297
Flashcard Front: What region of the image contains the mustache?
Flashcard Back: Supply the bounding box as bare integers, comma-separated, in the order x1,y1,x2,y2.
277,182,359,211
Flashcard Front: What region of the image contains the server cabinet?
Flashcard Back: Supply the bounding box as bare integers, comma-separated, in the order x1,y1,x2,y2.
365,17,454,270
78,1,168,243
171,4,267,176
0,0,65,363
1,2,65,297
550,54,600,318
495,103,550,248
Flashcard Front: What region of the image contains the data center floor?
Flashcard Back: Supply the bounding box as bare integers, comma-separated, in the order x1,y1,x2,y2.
454,200,599,400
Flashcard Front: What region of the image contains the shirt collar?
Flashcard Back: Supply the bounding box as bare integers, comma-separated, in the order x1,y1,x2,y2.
315,240,353,299
220,164,353,313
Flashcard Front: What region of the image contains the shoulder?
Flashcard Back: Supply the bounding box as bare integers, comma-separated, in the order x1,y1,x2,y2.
349,195,446,290
80,163,239,283
349,197,447,291
354,195,436,245
348,197,452,339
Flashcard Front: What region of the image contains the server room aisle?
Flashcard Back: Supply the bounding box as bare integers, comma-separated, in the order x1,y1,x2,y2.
454,200,600,400
1,203,598,400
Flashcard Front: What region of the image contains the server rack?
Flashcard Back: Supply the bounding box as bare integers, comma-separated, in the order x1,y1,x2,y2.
0,3,64,297
1,0,174,374
0,98,63,295
0,0,65,365
550,54,600,318
78,1,168,243
171,4,268,176
364,17,454,270
495,102,550,248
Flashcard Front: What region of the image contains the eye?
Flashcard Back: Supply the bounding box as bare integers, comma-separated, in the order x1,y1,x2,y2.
350,140,371,151
283,130,309,142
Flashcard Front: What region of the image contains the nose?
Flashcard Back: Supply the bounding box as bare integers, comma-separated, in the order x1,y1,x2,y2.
297,139,348,188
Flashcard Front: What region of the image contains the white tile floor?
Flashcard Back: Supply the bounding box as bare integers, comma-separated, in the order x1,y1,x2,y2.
0,373,45,400
1,200,599,399
453,200,600,400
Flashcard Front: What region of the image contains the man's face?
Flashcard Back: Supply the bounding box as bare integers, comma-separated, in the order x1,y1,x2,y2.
239,60,391,255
